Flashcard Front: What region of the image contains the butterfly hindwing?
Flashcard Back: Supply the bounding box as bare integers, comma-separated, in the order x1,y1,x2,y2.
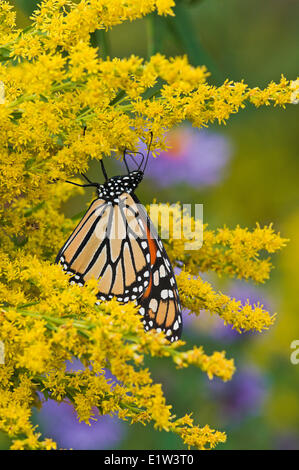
132,195,183,341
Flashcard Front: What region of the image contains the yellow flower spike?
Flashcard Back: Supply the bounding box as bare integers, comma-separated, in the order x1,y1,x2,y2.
177,270,276,333
163,216,288,282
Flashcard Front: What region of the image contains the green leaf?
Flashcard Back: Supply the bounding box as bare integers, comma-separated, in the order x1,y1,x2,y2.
13,0,38,16
24,201,45,218
109,90,126,106
90,29,111,60
11,235,28,248
141,78,166,101
146,13,166,59
71,210,87,221
166,2,224,82
24,158,36,170
0,47,12,62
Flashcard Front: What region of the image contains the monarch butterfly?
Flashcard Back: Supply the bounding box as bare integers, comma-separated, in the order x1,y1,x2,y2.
56,133,183,342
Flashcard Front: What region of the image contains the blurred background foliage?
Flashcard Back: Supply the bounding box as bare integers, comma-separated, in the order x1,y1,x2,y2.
2,0,298,450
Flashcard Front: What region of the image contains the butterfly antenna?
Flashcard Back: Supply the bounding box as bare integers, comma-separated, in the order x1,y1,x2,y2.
127,151,145,170
123,149,130,174
65,180,99,188
143,131,153,173
128,151,144,170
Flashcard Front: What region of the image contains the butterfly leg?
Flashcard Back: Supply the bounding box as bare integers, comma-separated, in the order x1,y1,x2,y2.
100,159,108,182
65,180,99,188
81,173,95,184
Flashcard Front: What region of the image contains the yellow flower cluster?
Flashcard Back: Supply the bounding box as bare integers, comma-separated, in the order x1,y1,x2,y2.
0,254,233,449
31,0,175,50
0,0,297,206
168,222,288,283
0,0,294,450
177,271,276,333
148,203,288,284
148,203,284,332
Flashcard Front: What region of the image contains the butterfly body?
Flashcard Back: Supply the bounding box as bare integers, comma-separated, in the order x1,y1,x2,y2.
57,145,183,341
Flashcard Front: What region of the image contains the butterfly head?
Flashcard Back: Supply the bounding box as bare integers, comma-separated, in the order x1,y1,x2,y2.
97,170,143,201
64,133,153,201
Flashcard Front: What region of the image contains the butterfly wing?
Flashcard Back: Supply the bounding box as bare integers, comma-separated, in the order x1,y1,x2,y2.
132,194,183,342
56,193,152,301
57,191,183,341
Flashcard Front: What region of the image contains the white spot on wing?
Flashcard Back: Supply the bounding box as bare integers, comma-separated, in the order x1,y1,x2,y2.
159,265,166,277
161,289,168,300
149,298,158,312
153,270,159,286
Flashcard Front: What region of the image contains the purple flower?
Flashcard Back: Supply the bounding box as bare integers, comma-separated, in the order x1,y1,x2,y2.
206,366,268,422
229,281,272,311
275,431,299,450
138,126,233,187
35,360,125,450
36,399,125,450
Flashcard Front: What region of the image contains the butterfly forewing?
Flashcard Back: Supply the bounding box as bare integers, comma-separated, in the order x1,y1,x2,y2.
56,193,152,302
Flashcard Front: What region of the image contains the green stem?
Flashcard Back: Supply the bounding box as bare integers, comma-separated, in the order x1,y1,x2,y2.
166,2,224,82
8,80,83,108
98,29,111,60
14,309,94,336
90,29,111,60
109,90,126,106
4,307,180,361
146,13,165,60
34,373,147,415
146,14,156,60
